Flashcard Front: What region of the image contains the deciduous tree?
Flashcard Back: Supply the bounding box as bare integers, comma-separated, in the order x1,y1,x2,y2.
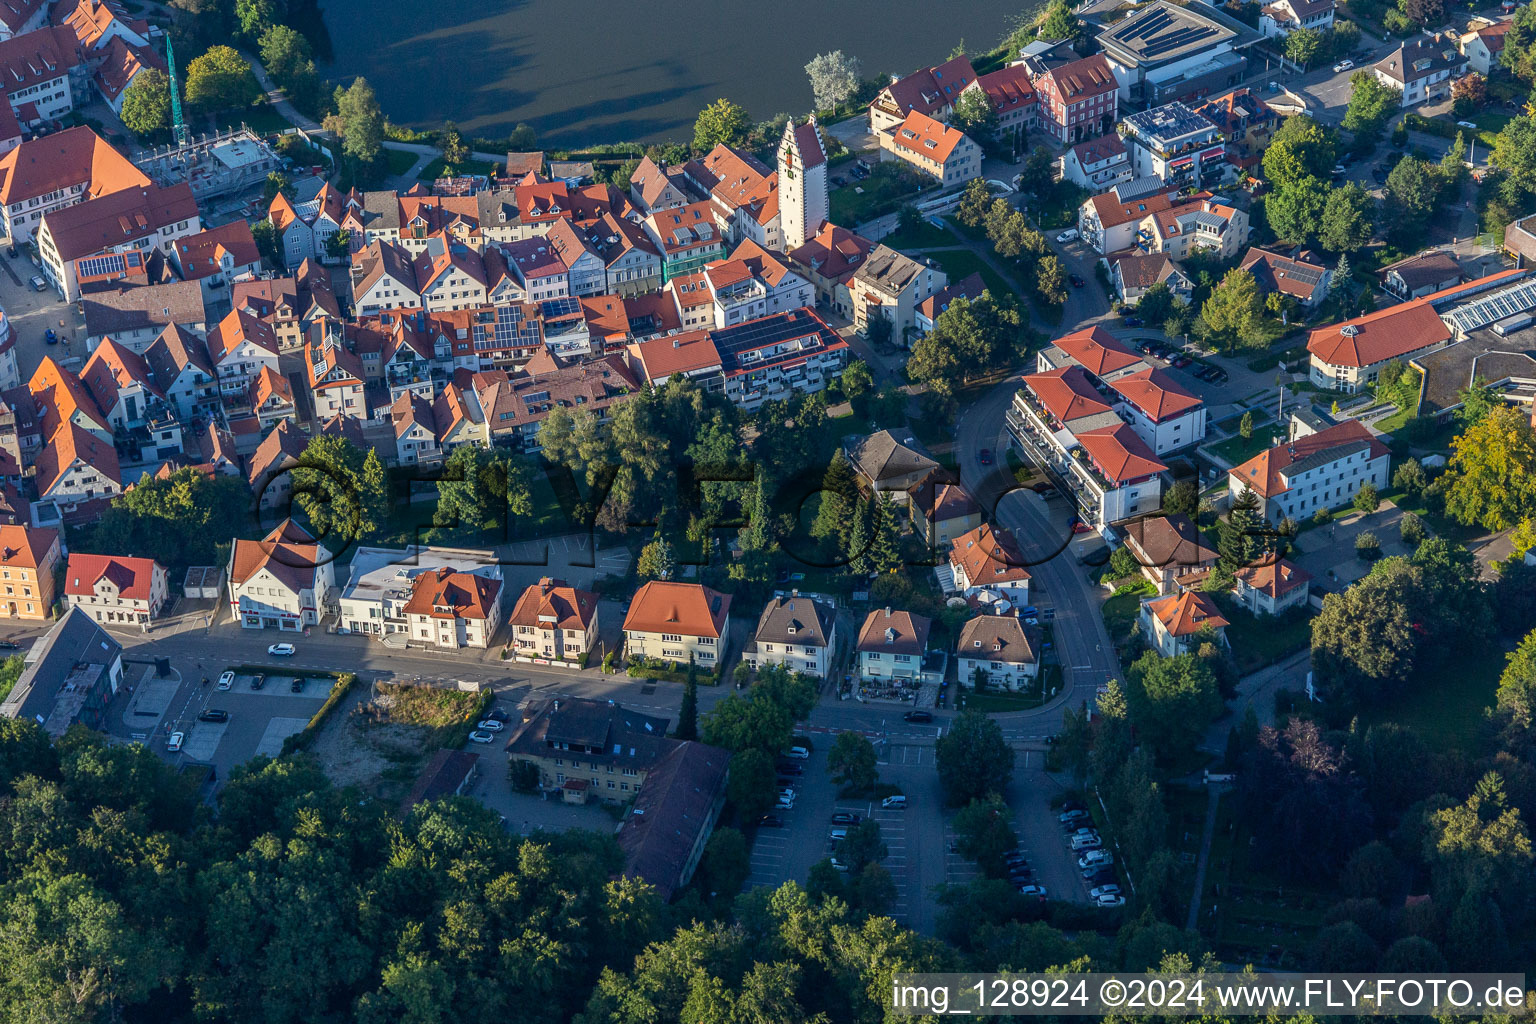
1320,182,1374,252
184,45,259,113
1446,405,1536,530
804,50,862,110
693,98,750,152
326,77,384,162
120,68,171,138
1262,114,1336,189
827,732,878,793
936,709,1015,805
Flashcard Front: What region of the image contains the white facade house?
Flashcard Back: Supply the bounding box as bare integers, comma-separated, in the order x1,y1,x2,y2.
856,607,931,683
956,614,1038,690
227,520,337,631
1139,590,1229,658
338,546,501,640
1226,421,1391,524
62,553,169,628
743,593,838,678
947,523,1031,603
1059,134,1132,191
1108,367,1207,455
1259,0,1335,38
1233,559,1313,616
506,576,600,664
1120,101,1230,189
1373,35,1467,107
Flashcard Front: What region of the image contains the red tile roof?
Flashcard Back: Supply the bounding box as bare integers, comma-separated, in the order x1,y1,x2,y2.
1146,590,1228,637
1108,367,1202,422
64,552,160,601
856,606,932,655
1234,557,1313,599
888,109,972,164
0,524,56,569
508,577,598,631
1043,54,1117,101
402,566,501,621
0,124,146,207
1024,365,1113,422
622,581,730,638
229,519,325,593
627,329,720,382
949,523,1031,586
1306,300,1450,368
1229,420,1388,498
1075,422,1166,484
1053,325,1143,377
36,419,119,496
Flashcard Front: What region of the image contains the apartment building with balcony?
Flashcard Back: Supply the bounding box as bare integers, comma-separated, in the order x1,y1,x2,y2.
1227,420,1390,525
1120,101,1231,188
1108,367,1206,454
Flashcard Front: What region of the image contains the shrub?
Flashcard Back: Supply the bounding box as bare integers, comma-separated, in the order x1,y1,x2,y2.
1355,531,1380,559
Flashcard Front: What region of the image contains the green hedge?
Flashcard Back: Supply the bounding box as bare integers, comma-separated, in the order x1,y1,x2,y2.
279,672,356,756
1403,112,1460,140
625,656,723,685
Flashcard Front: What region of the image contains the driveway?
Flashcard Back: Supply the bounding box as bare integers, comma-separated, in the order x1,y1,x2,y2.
1289,503,1407,592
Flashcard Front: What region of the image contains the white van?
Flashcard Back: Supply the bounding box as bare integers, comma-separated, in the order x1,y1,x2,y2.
1056,228,1079,243
1078,849,1112,868
1070,833,1102,851
829,827,849,842
881,794,907,809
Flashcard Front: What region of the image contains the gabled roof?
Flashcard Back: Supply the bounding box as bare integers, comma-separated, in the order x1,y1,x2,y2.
627,329,721,383
846,428,939,484
752,593,835,648
0,524,56,568
950,523,1031,586
144,323,214,385
246,418,306,489
1108,367,1201,422
856,606,932,655
1240,245,1328,302
1041,54,1117,101
1230,420,1388,498
0,26,82,103
92,35,159,103
508,577,598,631
888,109,973,164
1053,325,1144,377
910,476,980,523
1145,589,1228,637
1088,190,1174,229
0,122,145,208
1075,422,1167,484
1024,365,1114,424
617,740,732,903
1375,33,1465,85
64,552,160,601
971,64,1037,113
782,117,826,170
29,355,108,438
1122,513,1216,570
36,420,119,496
81,280,206,337
80,336,162,411
206,308,279,364
881,55,977,117
623,581,731,638
957,614,1035,664
402,566,501,621
1306,299,1450,368
389,390,434,439
173,220,259,281
1234,556,1313,598
42,181,198,262
249,365,292,409
787,222,875,285
229,518,326,593
1069,133,1127,167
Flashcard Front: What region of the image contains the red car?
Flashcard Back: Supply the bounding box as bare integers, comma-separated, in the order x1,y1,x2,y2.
979,448,993,465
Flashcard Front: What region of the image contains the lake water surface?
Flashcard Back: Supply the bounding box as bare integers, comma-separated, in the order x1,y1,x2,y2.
321,0,1019,146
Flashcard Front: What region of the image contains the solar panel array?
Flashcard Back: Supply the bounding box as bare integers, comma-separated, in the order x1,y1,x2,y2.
473,305,542,352
711,310,838,372
540,296,581,320
1444,280,1536,335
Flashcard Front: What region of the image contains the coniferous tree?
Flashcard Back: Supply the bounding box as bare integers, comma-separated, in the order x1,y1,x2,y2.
867,493,903,574
677,660,700,740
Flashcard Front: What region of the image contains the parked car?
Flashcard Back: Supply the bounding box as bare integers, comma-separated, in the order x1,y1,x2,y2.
978,448,992,465
1090,884,1122,899
903,710,934,723
881,794,907,809
1056,228,1079,243
1372,166,1387,183
1171,356,1191,368
250,674,266,691
44,329,56,345
468,730,495,743
0,640,19,650
198,709,229,723
784,746,810,759
1333,59,1354,72
476,719,504,732
1003,849,1029,864
829,827,849,842
831,812,862,825
1078,849,1113,869
1123,316,1143,327
1070,834,1103,851
1084,866,1117,885
167,732,184,752
1095,893,1127,907
290,678,304,693
776,792,796,809
1017,884,1048,898
776,760,804,775
28,275,44,291
757,814,785,828
1059,809,1090,824
485,707,510,723
1457,119,1478,130
217,671,234,691
1061,800,1086,812
267,643,296,656
1069,273,1086,288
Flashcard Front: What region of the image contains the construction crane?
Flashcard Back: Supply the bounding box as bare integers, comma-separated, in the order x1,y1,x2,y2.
166,35,188,147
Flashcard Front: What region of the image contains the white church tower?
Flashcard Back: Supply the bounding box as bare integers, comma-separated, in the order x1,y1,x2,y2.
777,116,828,252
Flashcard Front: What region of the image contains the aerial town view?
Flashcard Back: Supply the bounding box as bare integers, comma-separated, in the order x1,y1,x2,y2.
0,0,1533,1017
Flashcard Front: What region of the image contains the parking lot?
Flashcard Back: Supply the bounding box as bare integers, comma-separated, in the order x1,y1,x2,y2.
158,670,333,776
0,243,85,379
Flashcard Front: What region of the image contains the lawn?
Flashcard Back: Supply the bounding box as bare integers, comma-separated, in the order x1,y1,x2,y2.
1101,582,1153,648
418,156,497,181
1206,431,1272,467
384,149,419,176
1366,639,1509,750
217,101,292,136
880,218,955,250
1222,606,1313,674
1467,111,1512,148
828,164,926,226
920,247,1016,302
